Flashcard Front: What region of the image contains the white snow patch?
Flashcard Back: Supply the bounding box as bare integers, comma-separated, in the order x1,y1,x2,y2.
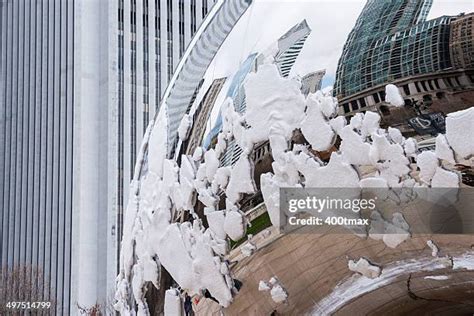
178,114,192,141
270,284,288,303
192,147,204,161
329,116,347,134
417,151,439,184
224,209,246,241
388,127,404,144
213,167,231,190
300,93,335,151
360,112,381,138
369,211,410,248
241,241,256,257
206,210,226,240
258,280,271,291
147,110,168,177
348,258,381,279
260,173,281,228
427,240,439,257
431,167,460,188
435,134,455,164
445,107,474,159
424,275,449,280
244,64,306,148
204,149,220,182
339,126,372,165
269,277,279,286
313,255,455,315
164,289,182,316
385,84,404,107
305,153,359,188
453,252,474,270
404,138,418,157
226,155,256,204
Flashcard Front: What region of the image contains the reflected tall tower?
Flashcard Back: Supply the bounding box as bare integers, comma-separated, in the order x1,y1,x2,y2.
334,0,433,98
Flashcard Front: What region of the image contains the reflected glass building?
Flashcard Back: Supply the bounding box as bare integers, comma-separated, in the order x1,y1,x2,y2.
334,0,474,133
334,0,433,98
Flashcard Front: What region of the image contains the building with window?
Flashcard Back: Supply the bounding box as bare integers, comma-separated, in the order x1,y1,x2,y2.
0,1,75,314
450,13,474,69
334,0,474,134
334,0,434,98
0,0,216,313
204,21,313,167
301,69,326,96
183,77,227,156
274,19,311,78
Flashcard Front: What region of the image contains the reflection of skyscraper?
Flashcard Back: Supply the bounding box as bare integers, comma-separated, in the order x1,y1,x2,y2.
0,0,216,313
184,78,227,156
275,19,312,78
301,70,326,96
450,13,474,69
335,0,434,98
206,21,313,166
334,0,474,136
165,0,253,159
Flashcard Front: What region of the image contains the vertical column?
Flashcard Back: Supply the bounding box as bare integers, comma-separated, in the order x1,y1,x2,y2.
49,0,62,307
32,0,44,289
136,0,144,155
64,0,74,311
107,0,120,302
148,0,157,119
123,0,132,208
74,0,103,308
55,0,68,311
0,0,9,267
160,0,167,87
196,0,202,29
18,0,27,267
183,0,191,47
10,0,19,268
38,0,48,290
25,0,34,270
172,0,179,71
43,0,55,300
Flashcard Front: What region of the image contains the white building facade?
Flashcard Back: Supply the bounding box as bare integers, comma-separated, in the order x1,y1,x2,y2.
0,0,215,313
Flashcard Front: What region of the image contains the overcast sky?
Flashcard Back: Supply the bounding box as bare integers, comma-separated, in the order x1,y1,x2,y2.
207,0,473,88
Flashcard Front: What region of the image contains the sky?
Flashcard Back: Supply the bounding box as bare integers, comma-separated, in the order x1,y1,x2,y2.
206,0,473,88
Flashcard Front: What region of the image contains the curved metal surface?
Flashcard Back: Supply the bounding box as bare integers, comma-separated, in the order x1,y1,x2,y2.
155,0,253,158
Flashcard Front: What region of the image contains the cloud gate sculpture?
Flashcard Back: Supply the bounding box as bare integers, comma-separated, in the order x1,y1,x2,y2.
116,1,474,314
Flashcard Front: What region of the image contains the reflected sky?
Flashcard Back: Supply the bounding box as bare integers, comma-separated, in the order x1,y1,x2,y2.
192,0,473,148
209,0,472,86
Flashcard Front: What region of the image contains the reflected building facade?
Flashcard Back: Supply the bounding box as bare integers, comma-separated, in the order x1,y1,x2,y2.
301,69,326,96
334,0,474,134
184,77,227,156
450,13,474,69
274,19,311,78
209,20,313,167
335,0,434,98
